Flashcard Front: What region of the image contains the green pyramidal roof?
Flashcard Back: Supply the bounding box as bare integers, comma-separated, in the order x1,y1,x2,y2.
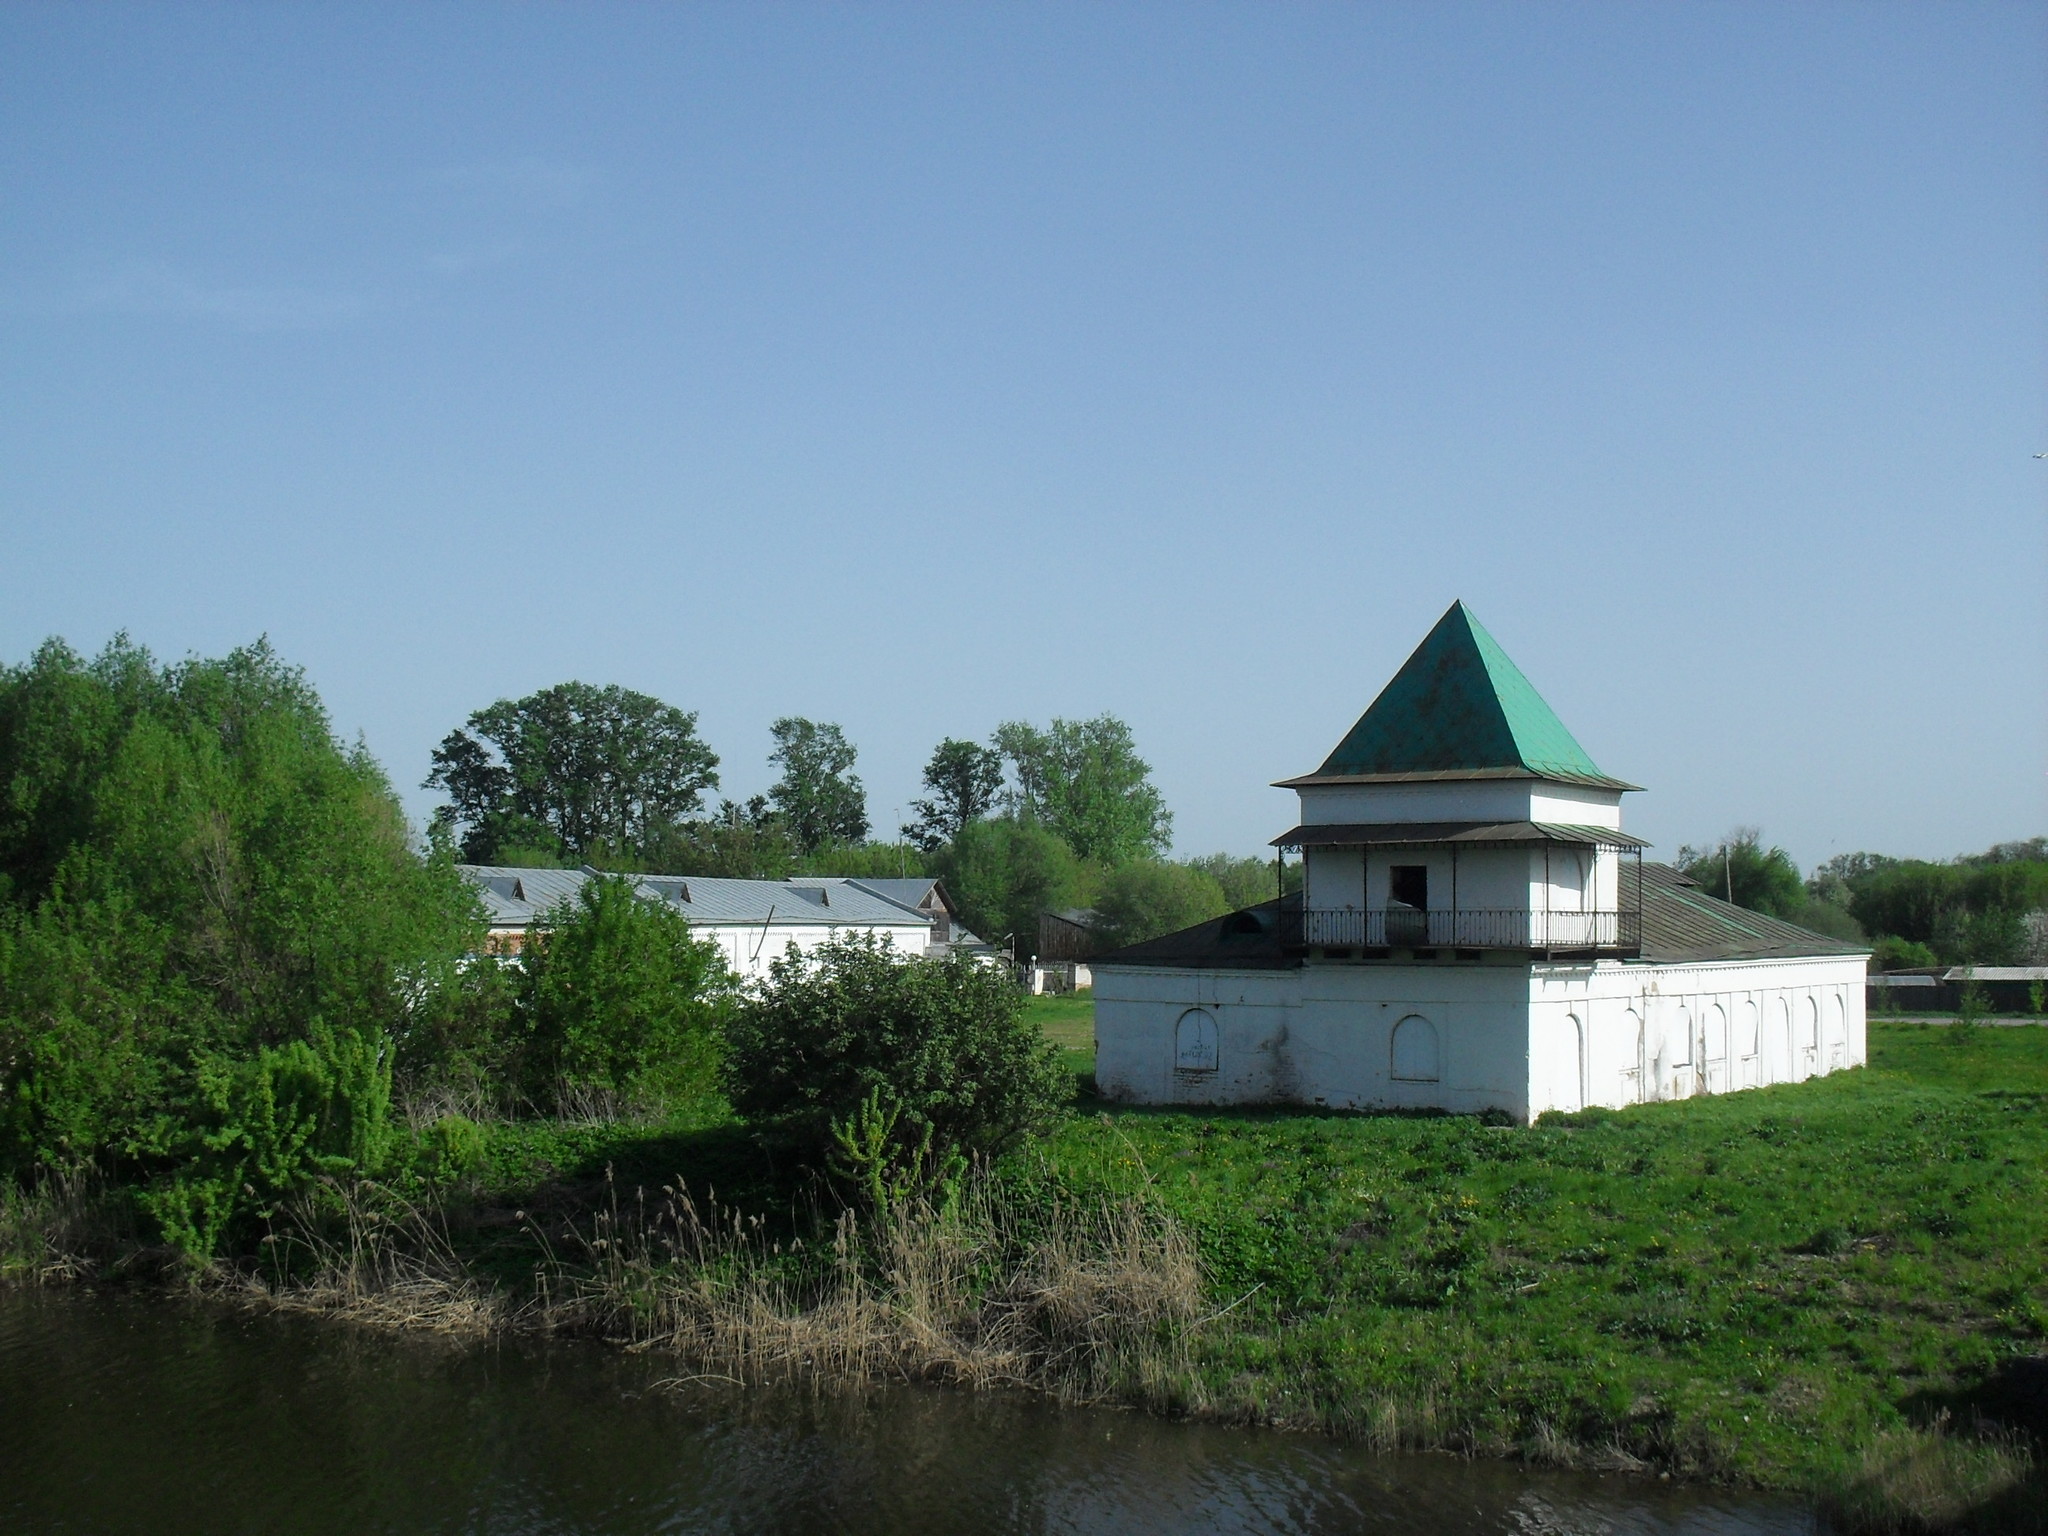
1293,602,1633,788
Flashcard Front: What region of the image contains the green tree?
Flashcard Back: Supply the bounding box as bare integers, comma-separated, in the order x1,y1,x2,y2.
993,715,1171,864
1184,852,1294,911
0,636,480,1255
722,933,1067,1181
932,817,1085,959
425,682,719,864
643,797,799,880
901,738,1002,851
518,874,729,1114
1093,860,1230,950
793,841,929,879
767,717,869,852
1676,829,1805,918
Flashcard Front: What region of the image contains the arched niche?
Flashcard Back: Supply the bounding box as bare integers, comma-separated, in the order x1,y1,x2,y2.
1173,1008,1218,1076
1390,1014,1440,1082
1622,1007,1645,1104
1739,999,1760,1089
1705,1003,1730,1092
1546,1012,1584,1114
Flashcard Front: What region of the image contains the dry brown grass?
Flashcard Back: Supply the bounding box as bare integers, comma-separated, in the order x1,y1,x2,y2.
548,1171,1204,1405
1822,1417,2038,1535
195,1165,1203,1412
229,1188,514,1337
0,1170,143,1284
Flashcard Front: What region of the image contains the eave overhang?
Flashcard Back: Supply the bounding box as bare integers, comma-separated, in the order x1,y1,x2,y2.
1270,820,1651,850
1272,766,1642,792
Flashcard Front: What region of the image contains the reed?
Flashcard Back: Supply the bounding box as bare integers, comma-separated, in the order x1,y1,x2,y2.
549,1168,1203,1406
0,1169,142,1284
1820,1418,2038,1536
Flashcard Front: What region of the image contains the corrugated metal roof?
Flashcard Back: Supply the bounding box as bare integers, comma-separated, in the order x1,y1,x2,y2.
1269,820,1650,849
459,866,933,930
1632,863,1866,964
1283,601,1637,792
837,877,941,911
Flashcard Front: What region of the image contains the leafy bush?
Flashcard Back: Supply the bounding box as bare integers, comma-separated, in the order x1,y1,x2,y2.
1870,935,1938,971
518,874,729,1114
0,637,483,1256
139,1024,395,1259
722,934,1067,1189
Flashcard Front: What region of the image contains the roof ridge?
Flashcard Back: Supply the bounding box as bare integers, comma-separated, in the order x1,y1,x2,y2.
1304,601,1613,785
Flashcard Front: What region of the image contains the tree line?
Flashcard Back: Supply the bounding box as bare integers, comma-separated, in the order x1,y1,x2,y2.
0,638,1066,1262
426,680,1293,955
1677,829,2048,968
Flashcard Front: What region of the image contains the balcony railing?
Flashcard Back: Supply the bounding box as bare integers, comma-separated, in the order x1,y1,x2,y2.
1283,906,1641,957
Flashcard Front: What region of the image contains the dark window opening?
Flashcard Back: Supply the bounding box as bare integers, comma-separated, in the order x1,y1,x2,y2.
1389,865,1428,909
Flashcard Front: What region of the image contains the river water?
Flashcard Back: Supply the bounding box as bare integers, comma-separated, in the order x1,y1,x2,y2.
0,1289,1818,1535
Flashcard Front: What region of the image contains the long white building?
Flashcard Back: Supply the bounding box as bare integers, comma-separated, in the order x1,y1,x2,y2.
460,867,979,982
1092,602,1867,1123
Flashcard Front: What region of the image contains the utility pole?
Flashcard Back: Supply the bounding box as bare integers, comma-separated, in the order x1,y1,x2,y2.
1725,845,1734,905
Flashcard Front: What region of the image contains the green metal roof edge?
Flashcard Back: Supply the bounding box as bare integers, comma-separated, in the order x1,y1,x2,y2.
1459,605,1607,780
1313,601,1609,781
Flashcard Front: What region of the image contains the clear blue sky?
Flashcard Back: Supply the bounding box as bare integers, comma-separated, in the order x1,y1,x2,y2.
3,3,2041,870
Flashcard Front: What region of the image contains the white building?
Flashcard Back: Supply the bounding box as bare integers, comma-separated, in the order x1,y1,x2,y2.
1093,602,1868,1123
461,866,982,982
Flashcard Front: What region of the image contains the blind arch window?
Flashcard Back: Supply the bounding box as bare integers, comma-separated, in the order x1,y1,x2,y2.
1174,1009,1218,1075
1391,1014,1440,1082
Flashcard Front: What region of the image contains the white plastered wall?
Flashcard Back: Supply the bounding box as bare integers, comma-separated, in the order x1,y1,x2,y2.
1523,954,1870,1117
697,921,934,983
1094,952,1868,1123
1294,778,1624,828
1094,962,1535,1118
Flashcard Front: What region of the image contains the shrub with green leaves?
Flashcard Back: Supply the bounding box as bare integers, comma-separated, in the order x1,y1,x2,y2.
0,636,483,1256
723,934,1067,1187
1870,935,1938,971
517,874,729,1114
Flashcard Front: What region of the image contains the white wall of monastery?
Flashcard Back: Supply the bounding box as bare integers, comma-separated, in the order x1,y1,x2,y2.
1094,953,1867,1123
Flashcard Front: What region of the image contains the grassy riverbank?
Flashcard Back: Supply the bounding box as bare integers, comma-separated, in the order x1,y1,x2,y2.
1050,1020,2043,1524
5,1018,2042,1532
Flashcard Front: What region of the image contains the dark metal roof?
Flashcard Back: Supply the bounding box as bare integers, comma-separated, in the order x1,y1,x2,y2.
1269,820,1650,850
1086,896,1303,971
1089,865,1865,971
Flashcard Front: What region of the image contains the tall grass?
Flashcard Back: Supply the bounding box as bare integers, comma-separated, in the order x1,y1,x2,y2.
1822,1418,2037,1535
0,1170,142,1284
552,1169,1202,1405
228,1166,1203,1408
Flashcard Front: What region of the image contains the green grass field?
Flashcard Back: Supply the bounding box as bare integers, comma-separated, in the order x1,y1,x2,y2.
366,1006,2046,1527
1022,1017,2046,1519
1023,990,1095,1079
